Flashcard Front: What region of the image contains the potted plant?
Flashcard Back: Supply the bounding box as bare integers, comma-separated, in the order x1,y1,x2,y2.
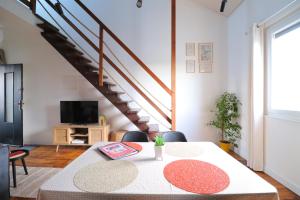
154,135,165,160
209,92,242,152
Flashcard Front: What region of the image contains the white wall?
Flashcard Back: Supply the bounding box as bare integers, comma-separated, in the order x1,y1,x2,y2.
265,116,300,195
227,0,299,195
176,0,228,142
0,14,4,48
1,0,229,143
0,25,3,48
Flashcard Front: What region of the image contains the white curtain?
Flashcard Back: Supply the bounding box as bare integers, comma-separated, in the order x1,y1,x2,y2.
248,24,264,171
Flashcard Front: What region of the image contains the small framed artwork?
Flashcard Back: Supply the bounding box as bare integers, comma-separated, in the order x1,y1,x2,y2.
198,43,213,64
186,60,195,73
199,63,212,73
186,42,195,57
0,49,6,64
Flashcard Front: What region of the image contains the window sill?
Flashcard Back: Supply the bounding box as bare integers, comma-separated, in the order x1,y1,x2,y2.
265,112,300,123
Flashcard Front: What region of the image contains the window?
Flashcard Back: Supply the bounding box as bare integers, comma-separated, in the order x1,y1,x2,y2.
267,12,300,118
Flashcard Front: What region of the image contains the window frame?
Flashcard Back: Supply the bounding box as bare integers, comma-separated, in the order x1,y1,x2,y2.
266,10,300,121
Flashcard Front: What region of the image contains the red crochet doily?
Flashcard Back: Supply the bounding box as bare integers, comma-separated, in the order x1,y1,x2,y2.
163,160,230,194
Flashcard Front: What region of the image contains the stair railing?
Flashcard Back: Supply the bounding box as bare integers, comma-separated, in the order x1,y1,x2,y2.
27,0,174,127
37,1,171,130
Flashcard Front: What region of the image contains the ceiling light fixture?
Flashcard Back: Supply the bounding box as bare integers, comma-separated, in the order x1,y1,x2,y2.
136,0,142,8
220,0,227,12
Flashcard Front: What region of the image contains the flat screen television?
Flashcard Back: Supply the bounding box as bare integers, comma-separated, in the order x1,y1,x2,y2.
60,101,99,124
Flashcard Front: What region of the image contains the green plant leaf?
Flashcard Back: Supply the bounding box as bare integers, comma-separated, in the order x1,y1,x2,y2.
208,92,242,147
155,135,165,146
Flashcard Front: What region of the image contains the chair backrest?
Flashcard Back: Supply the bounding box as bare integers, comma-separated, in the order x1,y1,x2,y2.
162,131,187,142
0,144,10,200
121,131,149,142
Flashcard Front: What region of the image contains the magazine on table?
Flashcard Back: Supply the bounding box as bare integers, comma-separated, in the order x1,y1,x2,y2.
98,143,139,160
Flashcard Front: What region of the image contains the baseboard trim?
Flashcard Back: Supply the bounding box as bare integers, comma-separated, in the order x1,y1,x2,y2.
264,167,300,196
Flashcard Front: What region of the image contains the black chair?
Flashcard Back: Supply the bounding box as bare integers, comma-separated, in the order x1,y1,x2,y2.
0,144,9,200
9,149,29,187
162,131,188,142
121,131,148,142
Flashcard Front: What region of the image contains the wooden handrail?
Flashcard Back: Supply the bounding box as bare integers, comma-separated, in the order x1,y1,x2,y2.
104,54,172,124
74,0,172,95
44,0,99,52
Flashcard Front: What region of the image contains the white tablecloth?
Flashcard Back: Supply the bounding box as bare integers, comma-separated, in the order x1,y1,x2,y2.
37,142,279,200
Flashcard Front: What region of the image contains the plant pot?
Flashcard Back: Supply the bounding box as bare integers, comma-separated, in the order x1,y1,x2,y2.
155,145,164,160
219,141,232,152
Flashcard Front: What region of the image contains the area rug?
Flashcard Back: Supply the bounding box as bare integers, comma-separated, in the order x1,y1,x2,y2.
10,166,62,198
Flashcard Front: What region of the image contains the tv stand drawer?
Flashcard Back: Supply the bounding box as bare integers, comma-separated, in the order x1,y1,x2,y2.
53,124,110,149
54,128,69,144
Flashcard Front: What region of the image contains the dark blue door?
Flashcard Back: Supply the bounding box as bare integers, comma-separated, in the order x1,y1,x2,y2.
0,64,23,146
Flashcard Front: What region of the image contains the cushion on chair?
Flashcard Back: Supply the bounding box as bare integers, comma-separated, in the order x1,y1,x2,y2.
9,151,27,159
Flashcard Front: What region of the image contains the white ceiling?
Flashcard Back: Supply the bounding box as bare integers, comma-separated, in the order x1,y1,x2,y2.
196,0,243,17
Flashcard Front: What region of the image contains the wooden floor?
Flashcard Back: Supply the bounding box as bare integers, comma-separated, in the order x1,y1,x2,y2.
11,145,300,200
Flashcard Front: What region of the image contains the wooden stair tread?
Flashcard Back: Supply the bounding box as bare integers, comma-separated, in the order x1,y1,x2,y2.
35,14,59,31
52,42,81,52
37,23,59,32
52,39,77,48
41,34,84,57
85,72,107,80
126,108,141,114
58,48,85,57
115,100,133,104
35,14,53,26
103,82,116,87
52,41,76,48
67,56,92,64
59,50,84,56
138,116,150,123
66,55,92,64
78,64,97,71
98,74,108,79
84,71,98,76
41,32,68,41
104,91,125,95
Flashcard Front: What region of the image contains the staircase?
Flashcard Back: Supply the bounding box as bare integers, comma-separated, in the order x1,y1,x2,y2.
19,0,174,134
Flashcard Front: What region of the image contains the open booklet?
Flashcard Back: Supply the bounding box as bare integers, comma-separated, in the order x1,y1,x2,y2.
98,143,140,160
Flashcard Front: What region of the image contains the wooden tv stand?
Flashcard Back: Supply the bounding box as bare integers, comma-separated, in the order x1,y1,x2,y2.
53,124,110,152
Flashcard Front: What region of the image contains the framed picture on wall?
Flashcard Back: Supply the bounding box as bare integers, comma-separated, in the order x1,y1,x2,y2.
198,43,213,64
0,49,6,64
186,60,196,73
186,42,196,57
199,63,212,73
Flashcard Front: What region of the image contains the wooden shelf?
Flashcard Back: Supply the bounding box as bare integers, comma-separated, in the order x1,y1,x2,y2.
53,124,110,152
70,134,89,137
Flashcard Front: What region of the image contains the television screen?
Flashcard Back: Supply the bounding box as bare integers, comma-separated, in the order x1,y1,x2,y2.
60,101,99,124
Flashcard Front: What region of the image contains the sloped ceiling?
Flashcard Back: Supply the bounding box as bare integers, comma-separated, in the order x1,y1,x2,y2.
197,0,243,16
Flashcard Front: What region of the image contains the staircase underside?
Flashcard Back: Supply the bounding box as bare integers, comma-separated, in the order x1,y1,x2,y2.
36,17,153,132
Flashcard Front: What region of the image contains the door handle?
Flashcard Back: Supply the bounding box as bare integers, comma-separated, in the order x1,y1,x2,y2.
18,99,24,110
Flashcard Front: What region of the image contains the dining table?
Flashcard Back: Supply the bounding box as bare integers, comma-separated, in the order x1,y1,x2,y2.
37,142,279,200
